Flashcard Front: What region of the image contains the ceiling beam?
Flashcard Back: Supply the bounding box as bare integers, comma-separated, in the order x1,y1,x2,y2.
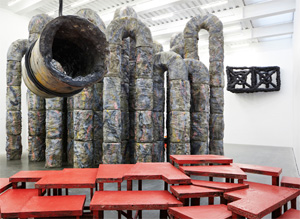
150,0,295,38
10,0,44,14
157,22,293,46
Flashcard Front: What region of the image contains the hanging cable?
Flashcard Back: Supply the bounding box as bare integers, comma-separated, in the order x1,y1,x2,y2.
59,0,63,16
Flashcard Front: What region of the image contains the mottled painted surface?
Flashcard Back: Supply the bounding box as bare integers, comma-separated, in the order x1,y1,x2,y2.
73,86,94,110
6,61,21,86
6,86,21,111
45,139,62,168
6,135,22,160
93,139,103,166
27,90,45,111
132,79,153,110
28,136,45,162
76,8,106,32
169,111,190,143
152,141,164,162
6,111,21,135
102,143,122,164
93,111,103,139
73,141,93,168
46,110,63,139
169,80,191,111
191,112,209,142
134,111,153,143
28,111,46,136
103,77,121,110
135,143,153,162
103,110,122,143
169,143,190,155
73,110,93,141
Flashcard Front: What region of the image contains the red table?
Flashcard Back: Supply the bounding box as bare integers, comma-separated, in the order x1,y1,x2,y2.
224,181,300,219
281,176,300,189
170,185,223,206
9,170,61,191
234,163,282,186
281,176,300,211
35,168,97,199
0,178,12,193
0,189,39,218
19,195,86,219
90,190,183,219
168,204,232,219
170,155,233,166
96,163,190,218
180,164,247,183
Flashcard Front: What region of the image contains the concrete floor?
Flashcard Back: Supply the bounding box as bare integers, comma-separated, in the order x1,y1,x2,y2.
0,144,299,218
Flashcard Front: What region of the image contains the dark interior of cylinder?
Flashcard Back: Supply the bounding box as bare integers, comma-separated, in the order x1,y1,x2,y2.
51,22,99,78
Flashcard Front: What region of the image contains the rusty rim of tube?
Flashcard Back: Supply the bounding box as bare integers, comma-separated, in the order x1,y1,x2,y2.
25,15,107,97
25,41,83,97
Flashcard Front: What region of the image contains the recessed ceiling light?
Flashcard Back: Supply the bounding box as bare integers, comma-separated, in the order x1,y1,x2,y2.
71,0,91,8
201,0,228,9
8,0,21,7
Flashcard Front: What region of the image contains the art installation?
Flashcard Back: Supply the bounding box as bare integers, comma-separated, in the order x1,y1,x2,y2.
5,6,225,167
226,66,281,93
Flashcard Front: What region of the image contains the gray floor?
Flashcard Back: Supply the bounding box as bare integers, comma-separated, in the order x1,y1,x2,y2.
0,144,299,218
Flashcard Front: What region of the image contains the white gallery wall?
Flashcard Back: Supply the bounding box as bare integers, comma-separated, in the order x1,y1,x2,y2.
0,9,29,155
224,39,293,148
292,0,300,172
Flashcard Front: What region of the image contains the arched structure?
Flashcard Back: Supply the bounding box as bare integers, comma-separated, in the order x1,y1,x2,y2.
184,14,224,155
6,39,28,160
104,14,154,163
153,51,191,159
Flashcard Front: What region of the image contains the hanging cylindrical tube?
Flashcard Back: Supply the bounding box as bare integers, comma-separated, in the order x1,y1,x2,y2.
22,15,108,98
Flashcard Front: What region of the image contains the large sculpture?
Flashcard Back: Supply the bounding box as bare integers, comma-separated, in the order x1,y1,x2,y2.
5,6,225,167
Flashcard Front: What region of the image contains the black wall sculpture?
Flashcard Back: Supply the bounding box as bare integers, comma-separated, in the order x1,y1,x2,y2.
226,66,280,93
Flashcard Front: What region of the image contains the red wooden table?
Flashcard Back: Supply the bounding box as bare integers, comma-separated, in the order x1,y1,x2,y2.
281,176,300,189
90,190,183,219
224,181,300,219
191,179,249,192
96,163,190,218
168,204,232,219
19,195,86,219
277,209,300,219
170,185,223,206
35,168,97,199
0,189,39,218
281,176,300,211
124,163,191,186
234,163,282,186
170,155,233,166
9,170,61,191
0,178,12,193
180,164,247,183
191,179,249,204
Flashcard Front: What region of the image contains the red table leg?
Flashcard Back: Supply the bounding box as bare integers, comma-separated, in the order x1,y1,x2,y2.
90,188,94,199
272,176,280,186
118,182,122,219
191,198,200,206
99,183,104,191
127,180,132,218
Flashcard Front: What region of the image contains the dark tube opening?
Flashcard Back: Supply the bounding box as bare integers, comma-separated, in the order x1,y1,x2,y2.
39,15,108,87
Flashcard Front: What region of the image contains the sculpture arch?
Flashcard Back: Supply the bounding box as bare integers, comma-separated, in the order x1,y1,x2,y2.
104,16,154,163
184,14,224,154
153,51,191,160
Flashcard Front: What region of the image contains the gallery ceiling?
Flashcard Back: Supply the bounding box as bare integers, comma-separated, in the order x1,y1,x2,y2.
0,0,295,50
